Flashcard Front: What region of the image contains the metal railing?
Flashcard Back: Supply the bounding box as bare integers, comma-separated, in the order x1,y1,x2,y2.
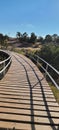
0,50,11,79
26,53,59,90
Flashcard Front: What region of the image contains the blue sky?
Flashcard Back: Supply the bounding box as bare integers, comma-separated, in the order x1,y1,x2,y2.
0,0,59,37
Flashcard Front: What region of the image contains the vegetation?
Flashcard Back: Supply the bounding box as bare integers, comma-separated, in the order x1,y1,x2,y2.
25,45,59,83
16,32,37,45
0,33,9,49
12,48,25,55
49,83,59,103
45,34,52,43
35,45,59,70
0,32,59,49
37,45,59,86
16,32,59,45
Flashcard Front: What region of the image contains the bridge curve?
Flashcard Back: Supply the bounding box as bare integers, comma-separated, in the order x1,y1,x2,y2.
0,52,59,130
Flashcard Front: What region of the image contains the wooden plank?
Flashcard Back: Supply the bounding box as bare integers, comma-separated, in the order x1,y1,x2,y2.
0,52,59,130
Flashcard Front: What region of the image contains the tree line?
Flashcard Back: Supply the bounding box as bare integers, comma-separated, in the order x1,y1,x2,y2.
0,32,59,48
16,32,59,44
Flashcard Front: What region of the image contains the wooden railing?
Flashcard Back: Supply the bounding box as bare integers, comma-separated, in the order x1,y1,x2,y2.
0,50,11,79
26,53,59,90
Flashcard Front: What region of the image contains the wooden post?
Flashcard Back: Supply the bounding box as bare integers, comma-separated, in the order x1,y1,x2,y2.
45,64,48,79
3,62,5,76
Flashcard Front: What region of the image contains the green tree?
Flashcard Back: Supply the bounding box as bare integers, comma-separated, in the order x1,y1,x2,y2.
16,32,22,42
56,36,59,44
22,32,28,42
37,36,43,43
45,34,52,43
0,34,9,48
3,35,9,48
16,32,22,38
4,35,9,40
0,33,4,46
52,34,58,43
30,32,37,43
16,32,22,40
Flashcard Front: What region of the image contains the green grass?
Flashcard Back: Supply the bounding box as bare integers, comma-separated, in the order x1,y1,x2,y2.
49,83,59,104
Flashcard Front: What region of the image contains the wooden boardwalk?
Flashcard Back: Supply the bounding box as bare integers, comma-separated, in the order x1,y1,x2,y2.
0,52,59,130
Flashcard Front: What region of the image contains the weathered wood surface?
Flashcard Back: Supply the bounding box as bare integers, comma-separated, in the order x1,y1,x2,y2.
0,52,59,130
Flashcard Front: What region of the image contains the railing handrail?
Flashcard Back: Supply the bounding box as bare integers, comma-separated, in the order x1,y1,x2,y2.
0,55,11,64
0,50,11,76
0,59,11,74
26,53,59,89
35,54,59,75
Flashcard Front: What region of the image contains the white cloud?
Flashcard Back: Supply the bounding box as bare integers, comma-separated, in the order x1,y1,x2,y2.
20,23,34,28
26,24,34,28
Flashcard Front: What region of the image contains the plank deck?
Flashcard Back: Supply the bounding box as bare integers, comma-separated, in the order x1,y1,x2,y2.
0,52,59,130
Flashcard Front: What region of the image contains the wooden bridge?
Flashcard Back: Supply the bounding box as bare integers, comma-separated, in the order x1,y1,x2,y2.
0,52,59,130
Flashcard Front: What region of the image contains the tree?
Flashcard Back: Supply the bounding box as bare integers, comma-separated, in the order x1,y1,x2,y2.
0,34,9,48
16,32,22,39
45,34,52,43
37,36,43,43
56,36,59,44
22,32,28,42
0,33,4,45
30,32,37,43
16,32,22,42
52,34,58,43
4,35,9,40
3,35,9,48
16,32,22,38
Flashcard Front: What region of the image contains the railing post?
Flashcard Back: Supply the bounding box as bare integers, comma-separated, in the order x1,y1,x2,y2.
37,57,38,66
45,63,48,79
27,54,59,89
3,61,5,76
